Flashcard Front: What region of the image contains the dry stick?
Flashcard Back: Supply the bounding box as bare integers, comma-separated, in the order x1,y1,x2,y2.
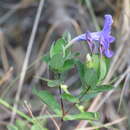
0,67,13,86
10,0,44,123
118,73,130,112
104,43,125,83
46,111,60,130
0,0,34,25
79,116,127,130
0,4,20,25
0,31,9,71
23,101,44,130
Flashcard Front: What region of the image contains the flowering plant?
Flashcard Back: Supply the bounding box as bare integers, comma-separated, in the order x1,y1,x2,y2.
33,14,115,126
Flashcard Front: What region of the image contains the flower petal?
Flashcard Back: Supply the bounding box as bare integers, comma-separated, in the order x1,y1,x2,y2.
102,14,113,35
109,36,115,43
86,31,101,41
100,35,109,49
73,33,86,41
104,49,113,58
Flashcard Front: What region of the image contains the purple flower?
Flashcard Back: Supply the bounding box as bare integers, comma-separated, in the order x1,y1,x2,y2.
73,14,115,58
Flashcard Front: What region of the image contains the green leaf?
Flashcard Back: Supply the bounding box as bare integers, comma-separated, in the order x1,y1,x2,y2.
99,57,107,81
50,43,55,58
80,93,98,102
49,54,65,70
63,112,100,120
31,125,47,130
15,120,28,130
87,54,100,71
35,77,63,87
47,80,63,87
7,125,18,130
42,53,50,63
76,60,84,83
84,68,98,87
90,85,114,93
50,39,66,58
105,57,110,72
63,32,71,42
31,125,41,130
60,59,75,72
61,93,79,103
76,104,85,112
33,89,62,115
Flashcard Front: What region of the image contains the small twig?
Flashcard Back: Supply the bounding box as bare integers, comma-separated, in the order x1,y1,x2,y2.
46,111,60,130
23,101,33,118
118,73,130,112
10,0,44,123
0,98,32,122
80,116,127,130
0,4,20,25
0,67,13,86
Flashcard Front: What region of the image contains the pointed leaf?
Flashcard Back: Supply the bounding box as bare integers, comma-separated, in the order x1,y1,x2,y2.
61,93,79,103
7,125,18,130
49,54,65,70
15,120,28,130
76,60,84,83
99,57,107,81
63,32,71,42
31,125,47,130
59,59,75,72
80,93,98,102
90,85,114,93
33,89,62,115
84,68,98,87
64,112,100,121
47,80,63,87
50,39,66,58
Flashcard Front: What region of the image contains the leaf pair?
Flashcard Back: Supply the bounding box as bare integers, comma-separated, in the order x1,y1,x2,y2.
43,38,75,73
33,88,100,121
77,54,110,88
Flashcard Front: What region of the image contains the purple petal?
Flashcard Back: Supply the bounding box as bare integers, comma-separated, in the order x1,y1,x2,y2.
86,31,101,41
102,14,113,35
109,36,115,43
73,33,86,42
100,35,109,49
104,49,113,58
70,34,86,43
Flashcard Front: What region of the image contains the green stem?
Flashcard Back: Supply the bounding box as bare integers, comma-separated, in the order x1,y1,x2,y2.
0,98,32,123
64,38,77,50
59,86,65,120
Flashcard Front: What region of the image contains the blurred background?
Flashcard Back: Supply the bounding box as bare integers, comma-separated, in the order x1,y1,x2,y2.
0,0,130,129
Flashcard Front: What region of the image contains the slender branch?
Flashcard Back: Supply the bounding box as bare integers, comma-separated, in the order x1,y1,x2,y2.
82,116,127,130
59,86,65,120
